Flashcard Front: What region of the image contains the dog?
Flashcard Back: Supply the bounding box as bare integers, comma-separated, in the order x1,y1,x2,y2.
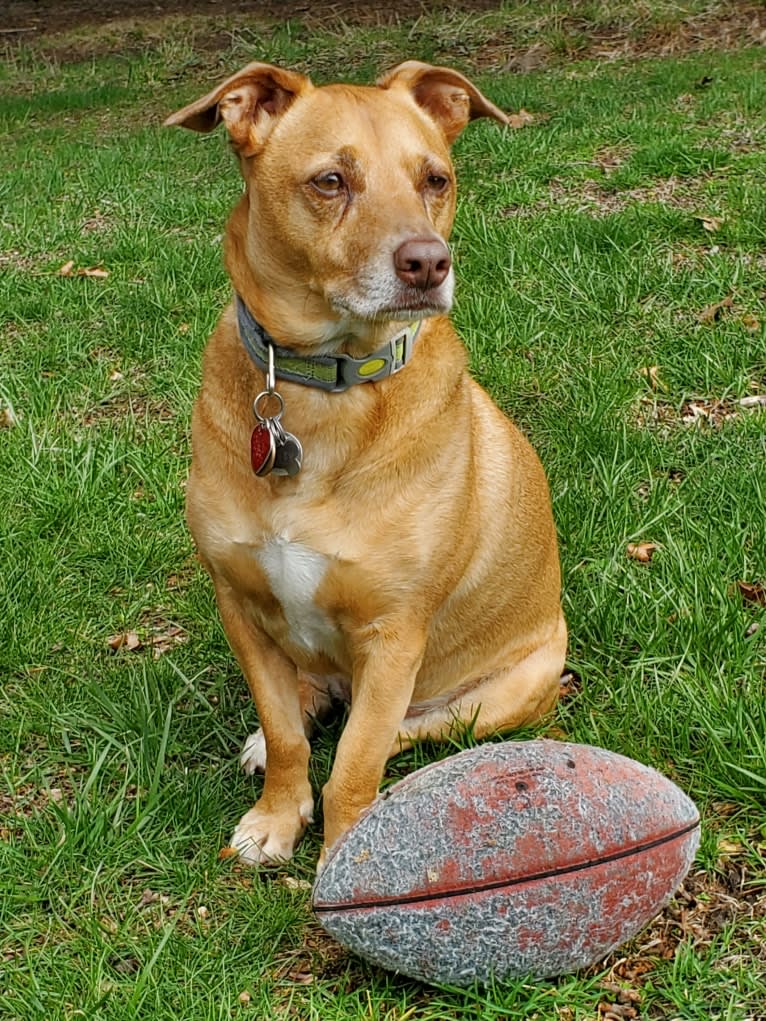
165,60,567,866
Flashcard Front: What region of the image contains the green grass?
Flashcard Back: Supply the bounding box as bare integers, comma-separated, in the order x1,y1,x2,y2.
2,5,765,1019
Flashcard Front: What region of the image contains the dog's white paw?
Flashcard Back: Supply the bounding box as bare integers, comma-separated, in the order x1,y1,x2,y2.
230,799,314,865
240,729,267,775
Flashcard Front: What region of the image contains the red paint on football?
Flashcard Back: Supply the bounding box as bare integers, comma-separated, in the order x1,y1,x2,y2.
312,740,700,985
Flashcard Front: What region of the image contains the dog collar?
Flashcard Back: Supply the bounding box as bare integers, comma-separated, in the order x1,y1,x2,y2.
236,295,421,392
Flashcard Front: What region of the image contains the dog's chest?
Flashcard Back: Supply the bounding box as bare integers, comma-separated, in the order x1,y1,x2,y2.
256,537,337,655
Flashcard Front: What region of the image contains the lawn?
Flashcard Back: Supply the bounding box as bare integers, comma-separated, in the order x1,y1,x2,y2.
1,2,765,1019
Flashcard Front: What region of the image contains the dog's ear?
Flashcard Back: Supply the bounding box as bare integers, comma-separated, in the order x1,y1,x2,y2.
377,61,508,144
164,62,311,156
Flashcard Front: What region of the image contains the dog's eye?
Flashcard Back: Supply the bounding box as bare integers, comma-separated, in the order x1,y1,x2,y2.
312,172,344,195
426,174,449,193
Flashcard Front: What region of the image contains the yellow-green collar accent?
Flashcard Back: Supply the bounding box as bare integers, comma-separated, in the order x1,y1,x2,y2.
236,296,421,392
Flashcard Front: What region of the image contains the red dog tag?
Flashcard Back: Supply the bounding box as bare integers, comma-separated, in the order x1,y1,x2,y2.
251,423,275,476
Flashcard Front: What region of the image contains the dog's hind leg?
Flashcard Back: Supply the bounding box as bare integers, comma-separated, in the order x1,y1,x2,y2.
389,614,567,756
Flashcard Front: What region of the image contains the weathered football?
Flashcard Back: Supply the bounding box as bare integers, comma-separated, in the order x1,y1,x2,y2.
312,740,700,985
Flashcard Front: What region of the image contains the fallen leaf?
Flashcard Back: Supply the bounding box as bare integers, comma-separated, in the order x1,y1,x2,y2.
0,405,18,428
612,958,655,982
107,631,142,652
112,955,140,975
286,969,314,985
741,313,761,333
219,846,238,860
57,260,109,279
109,369,124,382
277,876,313,892
591,146,631,173
711,801,741,818
681,398,739,427
508,108,535,128
544,725,569,740
598,1003,638,1020
736,580,766,606
138,889,161,908
600,981,642,1006
697,214,724,232
717,838,745,856
150,623,187,658
238,990,251,1006
107,618,187,658
627,542,657,563
698,295,733,323
638,365,664,391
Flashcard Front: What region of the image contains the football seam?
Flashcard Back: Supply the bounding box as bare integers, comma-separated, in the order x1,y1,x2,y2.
313,817,700,914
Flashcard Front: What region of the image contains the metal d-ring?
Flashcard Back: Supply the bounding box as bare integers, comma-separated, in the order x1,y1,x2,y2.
252,388,284,423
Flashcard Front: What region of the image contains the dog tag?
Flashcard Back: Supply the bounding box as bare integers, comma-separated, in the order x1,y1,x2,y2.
271,428,303,477
251,422,276,476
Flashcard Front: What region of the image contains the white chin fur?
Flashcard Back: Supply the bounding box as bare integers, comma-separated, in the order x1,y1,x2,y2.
330,266,455,323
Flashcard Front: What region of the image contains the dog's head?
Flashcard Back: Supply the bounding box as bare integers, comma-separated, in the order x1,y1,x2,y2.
166,62,508,345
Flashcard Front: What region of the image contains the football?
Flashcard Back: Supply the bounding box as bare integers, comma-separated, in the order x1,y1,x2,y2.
312,740,700,985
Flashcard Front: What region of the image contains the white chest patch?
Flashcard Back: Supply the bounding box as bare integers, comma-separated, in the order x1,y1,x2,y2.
257,538,336,655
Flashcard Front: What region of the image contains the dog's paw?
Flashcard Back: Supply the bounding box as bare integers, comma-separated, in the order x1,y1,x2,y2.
316,844,329,875
230,799,314,865
240,729,267,774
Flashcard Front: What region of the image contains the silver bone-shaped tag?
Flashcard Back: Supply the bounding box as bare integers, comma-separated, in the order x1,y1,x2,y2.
269,417,303,477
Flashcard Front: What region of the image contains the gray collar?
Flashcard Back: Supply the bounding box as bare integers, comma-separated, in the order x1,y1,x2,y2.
236,295,421,392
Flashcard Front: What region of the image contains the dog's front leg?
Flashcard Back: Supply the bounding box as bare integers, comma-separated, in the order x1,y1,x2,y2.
214,582,313,864
321,620,426,859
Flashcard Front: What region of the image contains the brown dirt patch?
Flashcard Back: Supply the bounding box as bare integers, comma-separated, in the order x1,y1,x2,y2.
0,757,83,842
636,392,766,434
505,174,714,220
3,0,765,70
78,389,176,427
3,0,503,37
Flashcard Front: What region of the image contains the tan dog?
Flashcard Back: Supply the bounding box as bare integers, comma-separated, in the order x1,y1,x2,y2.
166,61,566,865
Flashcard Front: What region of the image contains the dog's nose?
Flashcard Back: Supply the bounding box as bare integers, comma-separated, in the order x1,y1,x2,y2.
393,238,452,290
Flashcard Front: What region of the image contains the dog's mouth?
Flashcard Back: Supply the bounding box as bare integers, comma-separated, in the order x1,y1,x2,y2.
329,277,454,323
383,291,453,318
